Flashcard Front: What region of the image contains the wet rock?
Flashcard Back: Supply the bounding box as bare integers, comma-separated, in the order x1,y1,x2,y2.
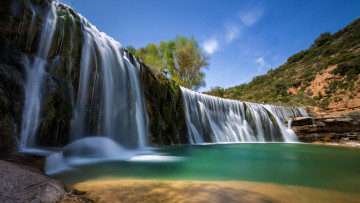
0,134,18,153
141,65,188,145
288,117,313,126
0,152,46,172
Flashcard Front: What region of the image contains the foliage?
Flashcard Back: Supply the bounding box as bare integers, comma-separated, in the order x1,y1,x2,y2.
167,36,209,90
313,32,331,47
206,18,360,108
209,86,225,97
136,43,167,74
128,35,209,90
126,45,137,57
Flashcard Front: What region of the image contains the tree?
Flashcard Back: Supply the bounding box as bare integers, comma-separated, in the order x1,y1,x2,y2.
129,35,210,90
126,46,137,57
136,43,166,74
166,36,209,90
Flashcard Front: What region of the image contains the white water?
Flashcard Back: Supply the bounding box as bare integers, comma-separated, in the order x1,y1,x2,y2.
180,87,308,144
69,13,148,149
20,1,58,149
45,137,181,174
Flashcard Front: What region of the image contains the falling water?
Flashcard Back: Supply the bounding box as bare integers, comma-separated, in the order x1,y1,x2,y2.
20,1,58,149
180,87,308,144
70,13,148,149
18,0,308,153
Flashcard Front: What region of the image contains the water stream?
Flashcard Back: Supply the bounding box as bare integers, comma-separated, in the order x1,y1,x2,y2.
20,1,58,149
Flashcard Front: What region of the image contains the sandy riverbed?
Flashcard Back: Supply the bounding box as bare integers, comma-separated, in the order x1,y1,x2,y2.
313,141,360,148
73,179,360,203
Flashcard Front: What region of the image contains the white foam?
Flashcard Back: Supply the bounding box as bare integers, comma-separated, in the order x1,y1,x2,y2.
129,155,183,162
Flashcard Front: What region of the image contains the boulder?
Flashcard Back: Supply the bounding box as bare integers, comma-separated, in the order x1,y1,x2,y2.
0,160,67,202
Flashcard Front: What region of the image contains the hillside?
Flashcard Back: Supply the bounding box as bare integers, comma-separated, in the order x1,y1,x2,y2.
207,18,360,114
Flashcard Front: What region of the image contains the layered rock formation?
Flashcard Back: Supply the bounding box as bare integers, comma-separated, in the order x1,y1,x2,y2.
290,111,360,142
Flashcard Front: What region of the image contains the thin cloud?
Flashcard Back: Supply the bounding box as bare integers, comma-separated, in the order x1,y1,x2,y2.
256,57,268,72
239,8,263,26
202,38,219,54
202,7,263,54
224,23,241,43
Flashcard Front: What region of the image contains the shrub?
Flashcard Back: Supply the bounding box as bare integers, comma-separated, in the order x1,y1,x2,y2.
314,32,331,47
318,98,330,108
287,51,306,63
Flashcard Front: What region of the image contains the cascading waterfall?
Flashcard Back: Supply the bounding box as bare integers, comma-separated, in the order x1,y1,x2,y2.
16,0,309,160
70,14,148,149
20,1,58,149
180,87,308,144
19,0,148,150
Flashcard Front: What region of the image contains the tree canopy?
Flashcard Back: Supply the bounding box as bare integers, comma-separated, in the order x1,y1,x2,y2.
127,35,209,90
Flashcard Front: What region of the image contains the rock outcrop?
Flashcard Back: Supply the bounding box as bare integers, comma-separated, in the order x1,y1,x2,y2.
290,111,360,142
141,66,188,145
0,160,67,202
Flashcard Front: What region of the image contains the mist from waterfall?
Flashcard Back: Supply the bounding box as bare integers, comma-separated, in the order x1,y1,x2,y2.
180,87,308,144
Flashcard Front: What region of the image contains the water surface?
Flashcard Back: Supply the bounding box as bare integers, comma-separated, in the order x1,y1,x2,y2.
52,143,360,194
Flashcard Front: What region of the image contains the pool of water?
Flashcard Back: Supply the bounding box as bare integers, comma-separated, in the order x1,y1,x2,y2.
51,143,360,194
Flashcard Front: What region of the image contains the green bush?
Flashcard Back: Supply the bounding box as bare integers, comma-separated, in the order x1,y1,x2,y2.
332,58,360,80
314,32,332,47
318,99,330,108
287,51,306,63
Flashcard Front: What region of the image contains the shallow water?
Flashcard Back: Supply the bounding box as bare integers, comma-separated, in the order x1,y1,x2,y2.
52,143,360,194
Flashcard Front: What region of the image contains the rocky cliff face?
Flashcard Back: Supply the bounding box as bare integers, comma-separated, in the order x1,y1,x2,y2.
141,66,188,145
290,111,360,142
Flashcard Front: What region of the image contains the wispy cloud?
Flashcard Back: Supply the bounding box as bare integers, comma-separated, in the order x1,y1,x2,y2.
224,23,241,43
238,8,263,26
202,38,219,54
256,57,268,72
202,6,263,55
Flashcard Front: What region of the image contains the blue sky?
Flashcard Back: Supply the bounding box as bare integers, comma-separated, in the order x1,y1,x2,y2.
60,0,360,91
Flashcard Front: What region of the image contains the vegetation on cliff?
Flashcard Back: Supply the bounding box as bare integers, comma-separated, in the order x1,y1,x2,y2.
207,18,360,113
127,35,210,90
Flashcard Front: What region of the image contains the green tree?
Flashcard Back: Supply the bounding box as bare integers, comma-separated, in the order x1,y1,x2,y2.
166,36,209,90
132,35,210,90
137,43,166,74
126,45,137,57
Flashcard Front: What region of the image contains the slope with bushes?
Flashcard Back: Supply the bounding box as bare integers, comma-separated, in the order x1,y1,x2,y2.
207,18,360,114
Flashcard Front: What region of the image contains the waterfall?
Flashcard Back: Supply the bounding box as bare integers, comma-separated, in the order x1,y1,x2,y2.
20,1,58,149
180,87,308,144
17,0,308,152
18,1,148,150
69,13,148,149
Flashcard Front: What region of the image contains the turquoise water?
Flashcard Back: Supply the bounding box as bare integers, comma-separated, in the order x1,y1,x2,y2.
52,143,360,194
